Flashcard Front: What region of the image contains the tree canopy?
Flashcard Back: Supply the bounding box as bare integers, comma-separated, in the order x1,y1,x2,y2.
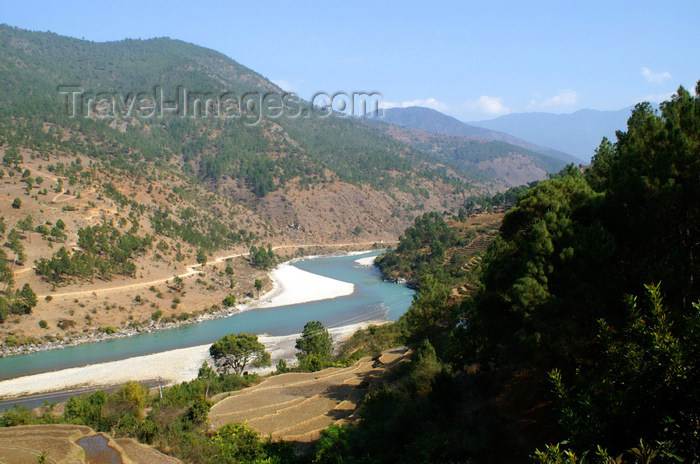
209,333,271,375
295,321,333,371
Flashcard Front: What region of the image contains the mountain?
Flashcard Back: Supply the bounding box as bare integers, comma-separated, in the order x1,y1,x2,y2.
0,25,483,348
469,107,633,161
361,118,568,190
0,24,478,235
371,106,583,164
0,25,586,348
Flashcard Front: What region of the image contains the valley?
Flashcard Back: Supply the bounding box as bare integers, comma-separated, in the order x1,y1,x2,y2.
0,11,697,464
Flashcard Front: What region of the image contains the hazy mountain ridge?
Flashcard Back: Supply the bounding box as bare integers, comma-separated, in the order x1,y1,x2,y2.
371,106,583,164
469,107,634,161
361,117,567,190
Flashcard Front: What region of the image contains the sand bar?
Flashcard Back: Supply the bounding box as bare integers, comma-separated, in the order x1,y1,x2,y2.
251,263,354,309
354,256,377,266
0,321,385,397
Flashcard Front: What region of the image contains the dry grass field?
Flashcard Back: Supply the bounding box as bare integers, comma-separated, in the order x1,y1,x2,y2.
209,348,410,442
0,424,179,463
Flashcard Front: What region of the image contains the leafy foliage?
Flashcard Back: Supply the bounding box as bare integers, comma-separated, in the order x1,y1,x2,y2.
210,333,271,375
249,245,277,271
321,85,700,464
549,284,700,456
376,212,459,287
295,321,334,371
35,223,153,282
0,24,470,202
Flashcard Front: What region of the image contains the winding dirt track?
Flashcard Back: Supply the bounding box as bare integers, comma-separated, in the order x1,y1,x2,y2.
34,240,396,299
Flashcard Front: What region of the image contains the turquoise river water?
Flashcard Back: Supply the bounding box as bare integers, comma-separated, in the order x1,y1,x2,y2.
0,251,414,381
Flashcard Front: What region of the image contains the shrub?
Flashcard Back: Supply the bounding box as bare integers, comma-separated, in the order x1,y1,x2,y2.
275,359,289,374
57,319,75,330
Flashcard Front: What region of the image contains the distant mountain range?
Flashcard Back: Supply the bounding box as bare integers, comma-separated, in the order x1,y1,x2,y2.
361,117,568,190
372,107,584,165
469,107,633,161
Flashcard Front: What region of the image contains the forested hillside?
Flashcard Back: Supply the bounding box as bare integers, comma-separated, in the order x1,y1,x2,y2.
324,85,700,463
370,106,583,164
362,117,567,189
0,25,469,197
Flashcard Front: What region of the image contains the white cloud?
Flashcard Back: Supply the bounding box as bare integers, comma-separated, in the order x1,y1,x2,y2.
471,95,511,116
642,67,671,83
540,89,579,107
380,97,450,112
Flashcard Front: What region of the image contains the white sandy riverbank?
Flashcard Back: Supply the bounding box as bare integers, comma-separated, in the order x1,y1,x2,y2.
0,321,386,397
354,255,377,266
251,263,354,309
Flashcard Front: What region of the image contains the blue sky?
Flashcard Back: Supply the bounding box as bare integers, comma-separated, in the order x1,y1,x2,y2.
3,0,699,120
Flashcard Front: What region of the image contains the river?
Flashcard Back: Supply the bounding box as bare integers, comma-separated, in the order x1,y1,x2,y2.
0,251,413,382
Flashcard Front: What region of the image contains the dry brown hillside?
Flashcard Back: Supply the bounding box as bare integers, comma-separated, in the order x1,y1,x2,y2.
0,134,462,352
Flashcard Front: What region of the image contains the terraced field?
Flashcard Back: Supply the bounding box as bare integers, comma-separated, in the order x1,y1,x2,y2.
209,349,410,442
0,424,179,464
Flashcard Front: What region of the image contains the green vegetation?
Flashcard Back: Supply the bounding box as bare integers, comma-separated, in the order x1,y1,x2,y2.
150,208,250,252
0,23,697,464
376,212,458,288
306,87,700,463
295,321,334,371
35,223,153,282
363,118,568,184
0,371,288,463
0,220,38,323
209,333,271,375
335,323,402,362
376,208,501,293
249,245,277,270
196,249,207,266
461,182,535,215
0,24,469,208
0,284,38,323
